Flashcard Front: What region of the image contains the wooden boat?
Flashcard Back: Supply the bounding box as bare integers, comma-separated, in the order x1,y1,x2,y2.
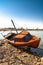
4,31,41,48
4,20,41,48
13,31,41,48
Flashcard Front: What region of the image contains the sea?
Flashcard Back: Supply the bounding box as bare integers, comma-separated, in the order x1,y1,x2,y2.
0,30,43,49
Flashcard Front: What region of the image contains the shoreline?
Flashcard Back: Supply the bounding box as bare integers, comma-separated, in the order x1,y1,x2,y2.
0,28,43,31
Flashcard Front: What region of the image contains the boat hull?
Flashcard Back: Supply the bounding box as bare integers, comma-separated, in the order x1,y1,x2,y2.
14,36,41,48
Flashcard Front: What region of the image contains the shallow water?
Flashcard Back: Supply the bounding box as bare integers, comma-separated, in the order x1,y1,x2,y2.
0,31,43,49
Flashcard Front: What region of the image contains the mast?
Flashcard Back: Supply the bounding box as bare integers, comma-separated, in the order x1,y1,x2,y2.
11,19,18,34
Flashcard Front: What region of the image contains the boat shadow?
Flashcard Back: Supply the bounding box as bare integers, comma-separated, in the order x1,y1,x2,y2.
28,47,43,57
9,42,43,57
13,45,43,57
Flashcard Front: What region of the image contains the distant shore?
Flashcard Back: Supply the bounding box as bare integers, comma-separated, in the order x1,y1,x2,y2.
0,28,43,31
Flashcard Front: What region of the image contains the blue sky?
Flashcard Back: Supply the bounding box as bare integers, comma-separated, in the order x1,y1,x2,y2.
0,0,43,28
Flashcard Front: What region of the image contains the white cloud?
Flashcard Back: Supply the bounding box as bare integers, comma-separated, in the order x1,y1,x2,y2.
0,15,43,29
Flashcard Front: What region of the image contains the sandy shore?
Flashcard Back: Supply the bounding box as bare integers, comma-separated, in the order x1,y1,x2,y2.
0,42,43,65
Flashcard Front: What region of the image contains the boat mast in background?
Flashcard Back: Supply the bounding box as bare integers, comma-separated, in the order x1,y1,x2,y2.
11,19,18,34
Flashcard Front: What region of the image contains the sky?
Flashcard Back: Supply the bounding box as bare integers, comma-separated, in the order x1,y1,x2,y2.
0,0,43,29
